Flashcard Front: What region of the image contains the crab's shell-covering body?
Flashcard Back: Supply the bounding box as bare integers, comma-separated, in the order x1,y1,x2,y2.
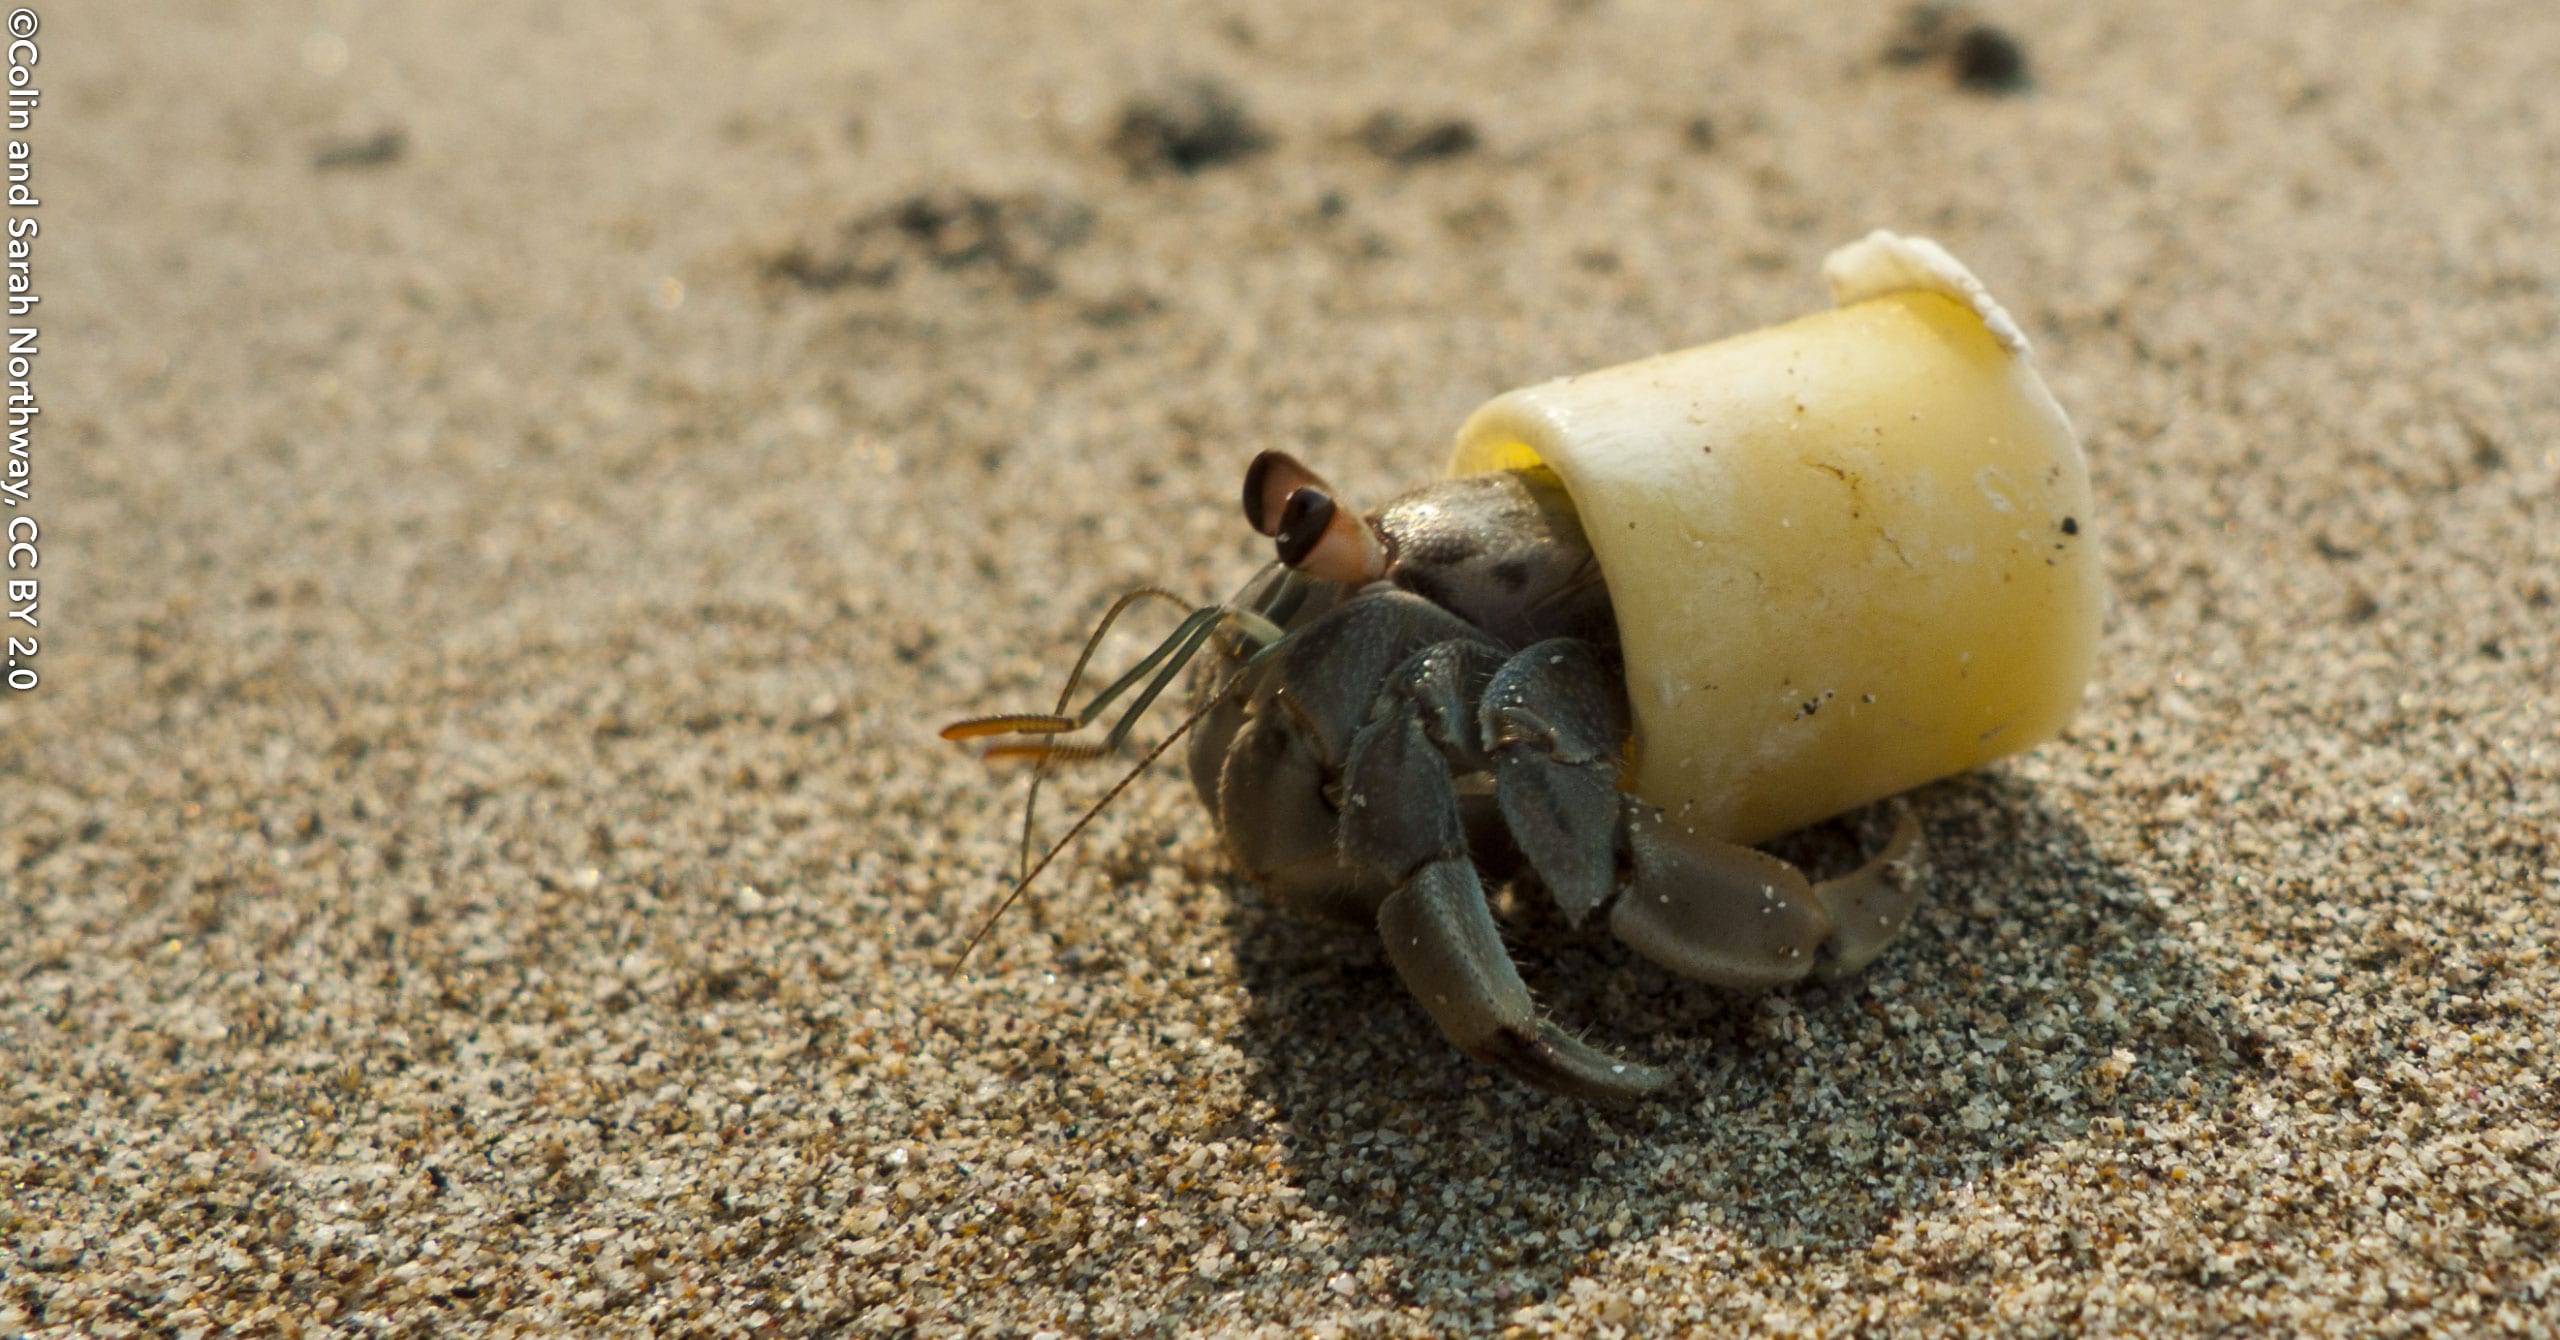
1448,232,2099,846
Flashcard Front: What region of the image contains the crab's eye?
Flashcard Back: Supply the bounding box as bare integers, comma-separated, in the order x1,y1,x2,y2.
1272,485,1388,585
1273,487,1335,567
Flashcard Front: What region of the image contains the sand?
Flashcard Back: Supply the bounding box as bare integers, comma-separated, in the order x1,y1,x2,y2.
6,1,2557,1335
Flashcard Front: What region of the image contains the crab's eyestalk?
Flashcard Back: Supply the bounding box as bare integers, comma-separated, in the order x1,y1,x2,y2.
1275,486,1389,585
1242,451,1387,586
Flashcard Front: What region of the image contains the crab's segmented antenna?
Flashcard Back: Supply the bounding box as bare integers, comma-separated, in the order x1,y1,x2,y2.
975,739,1117,766
998,600,1223,882
994,602,1220,873
939,712,1078,742
944,660,1256,975
938,575,1297,971
942,585,1192,882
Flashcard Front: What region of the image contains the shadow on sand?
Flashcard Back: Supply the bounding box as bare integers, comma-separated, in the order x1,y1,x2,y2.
1214,772,2261,1326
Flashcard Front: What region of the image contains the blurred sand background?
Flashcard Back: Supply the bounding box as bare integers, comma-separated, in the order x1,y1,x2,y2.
6,1,2558,1334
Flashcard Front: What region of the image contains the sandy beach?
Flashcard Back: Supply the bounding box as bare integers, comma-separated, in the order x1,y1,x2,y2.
5,1,2556,1334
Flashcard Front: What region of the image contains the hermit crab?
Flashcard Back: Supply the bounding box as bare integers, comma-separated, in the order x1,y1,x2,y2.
945,233,2098,1102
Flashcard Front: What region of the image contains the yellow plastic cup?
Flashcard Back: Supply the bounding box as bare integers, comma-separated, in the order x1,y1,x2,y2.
1449,232,2099,844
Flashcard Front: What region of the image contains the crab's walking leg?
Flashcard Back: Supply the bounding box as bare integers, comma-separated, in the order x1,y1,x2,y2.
1609,805,1927,989
1195,588,1473,925
1480,639,1628,925
1343,644,1669,1103
1799,807,1927,981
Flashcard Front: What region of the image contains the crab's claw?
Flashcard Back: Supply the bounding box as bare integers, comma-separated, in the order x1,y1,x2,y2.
1378,855,1671,1102
1341,666,1669,1103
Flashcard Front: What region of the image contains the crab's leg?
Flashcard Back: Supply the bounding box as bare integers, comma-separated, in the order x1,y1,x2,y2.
1608,805,1926,989
1187,568,1327,814
1342,644,1669,1103
1479,639,1628,926
1203,591,1489,922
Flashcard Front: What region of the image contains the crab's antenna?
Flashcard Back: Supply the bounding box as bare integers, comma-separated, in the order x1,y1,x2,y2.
1044,587,1195,714
939,567,1298,970
1005,609,1222,755
998,605,1222,887
946,658,1256,975
943,585,1203,884
940,572,1286,876
977,605,1222,905
941,587,1196,739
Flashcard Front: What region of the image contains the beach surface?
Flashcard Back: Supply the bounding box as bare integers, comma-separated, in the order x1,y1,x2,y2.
6,2,2557,1334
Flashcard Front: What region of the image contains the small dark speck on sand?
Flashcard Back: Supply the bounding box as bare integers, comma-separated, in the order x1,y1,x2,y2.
763,189,1090,297
1952,25,2031,92
1111,80,1270,176
314,129,406,170
1885,5,2033,94
1360,112,1481,164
